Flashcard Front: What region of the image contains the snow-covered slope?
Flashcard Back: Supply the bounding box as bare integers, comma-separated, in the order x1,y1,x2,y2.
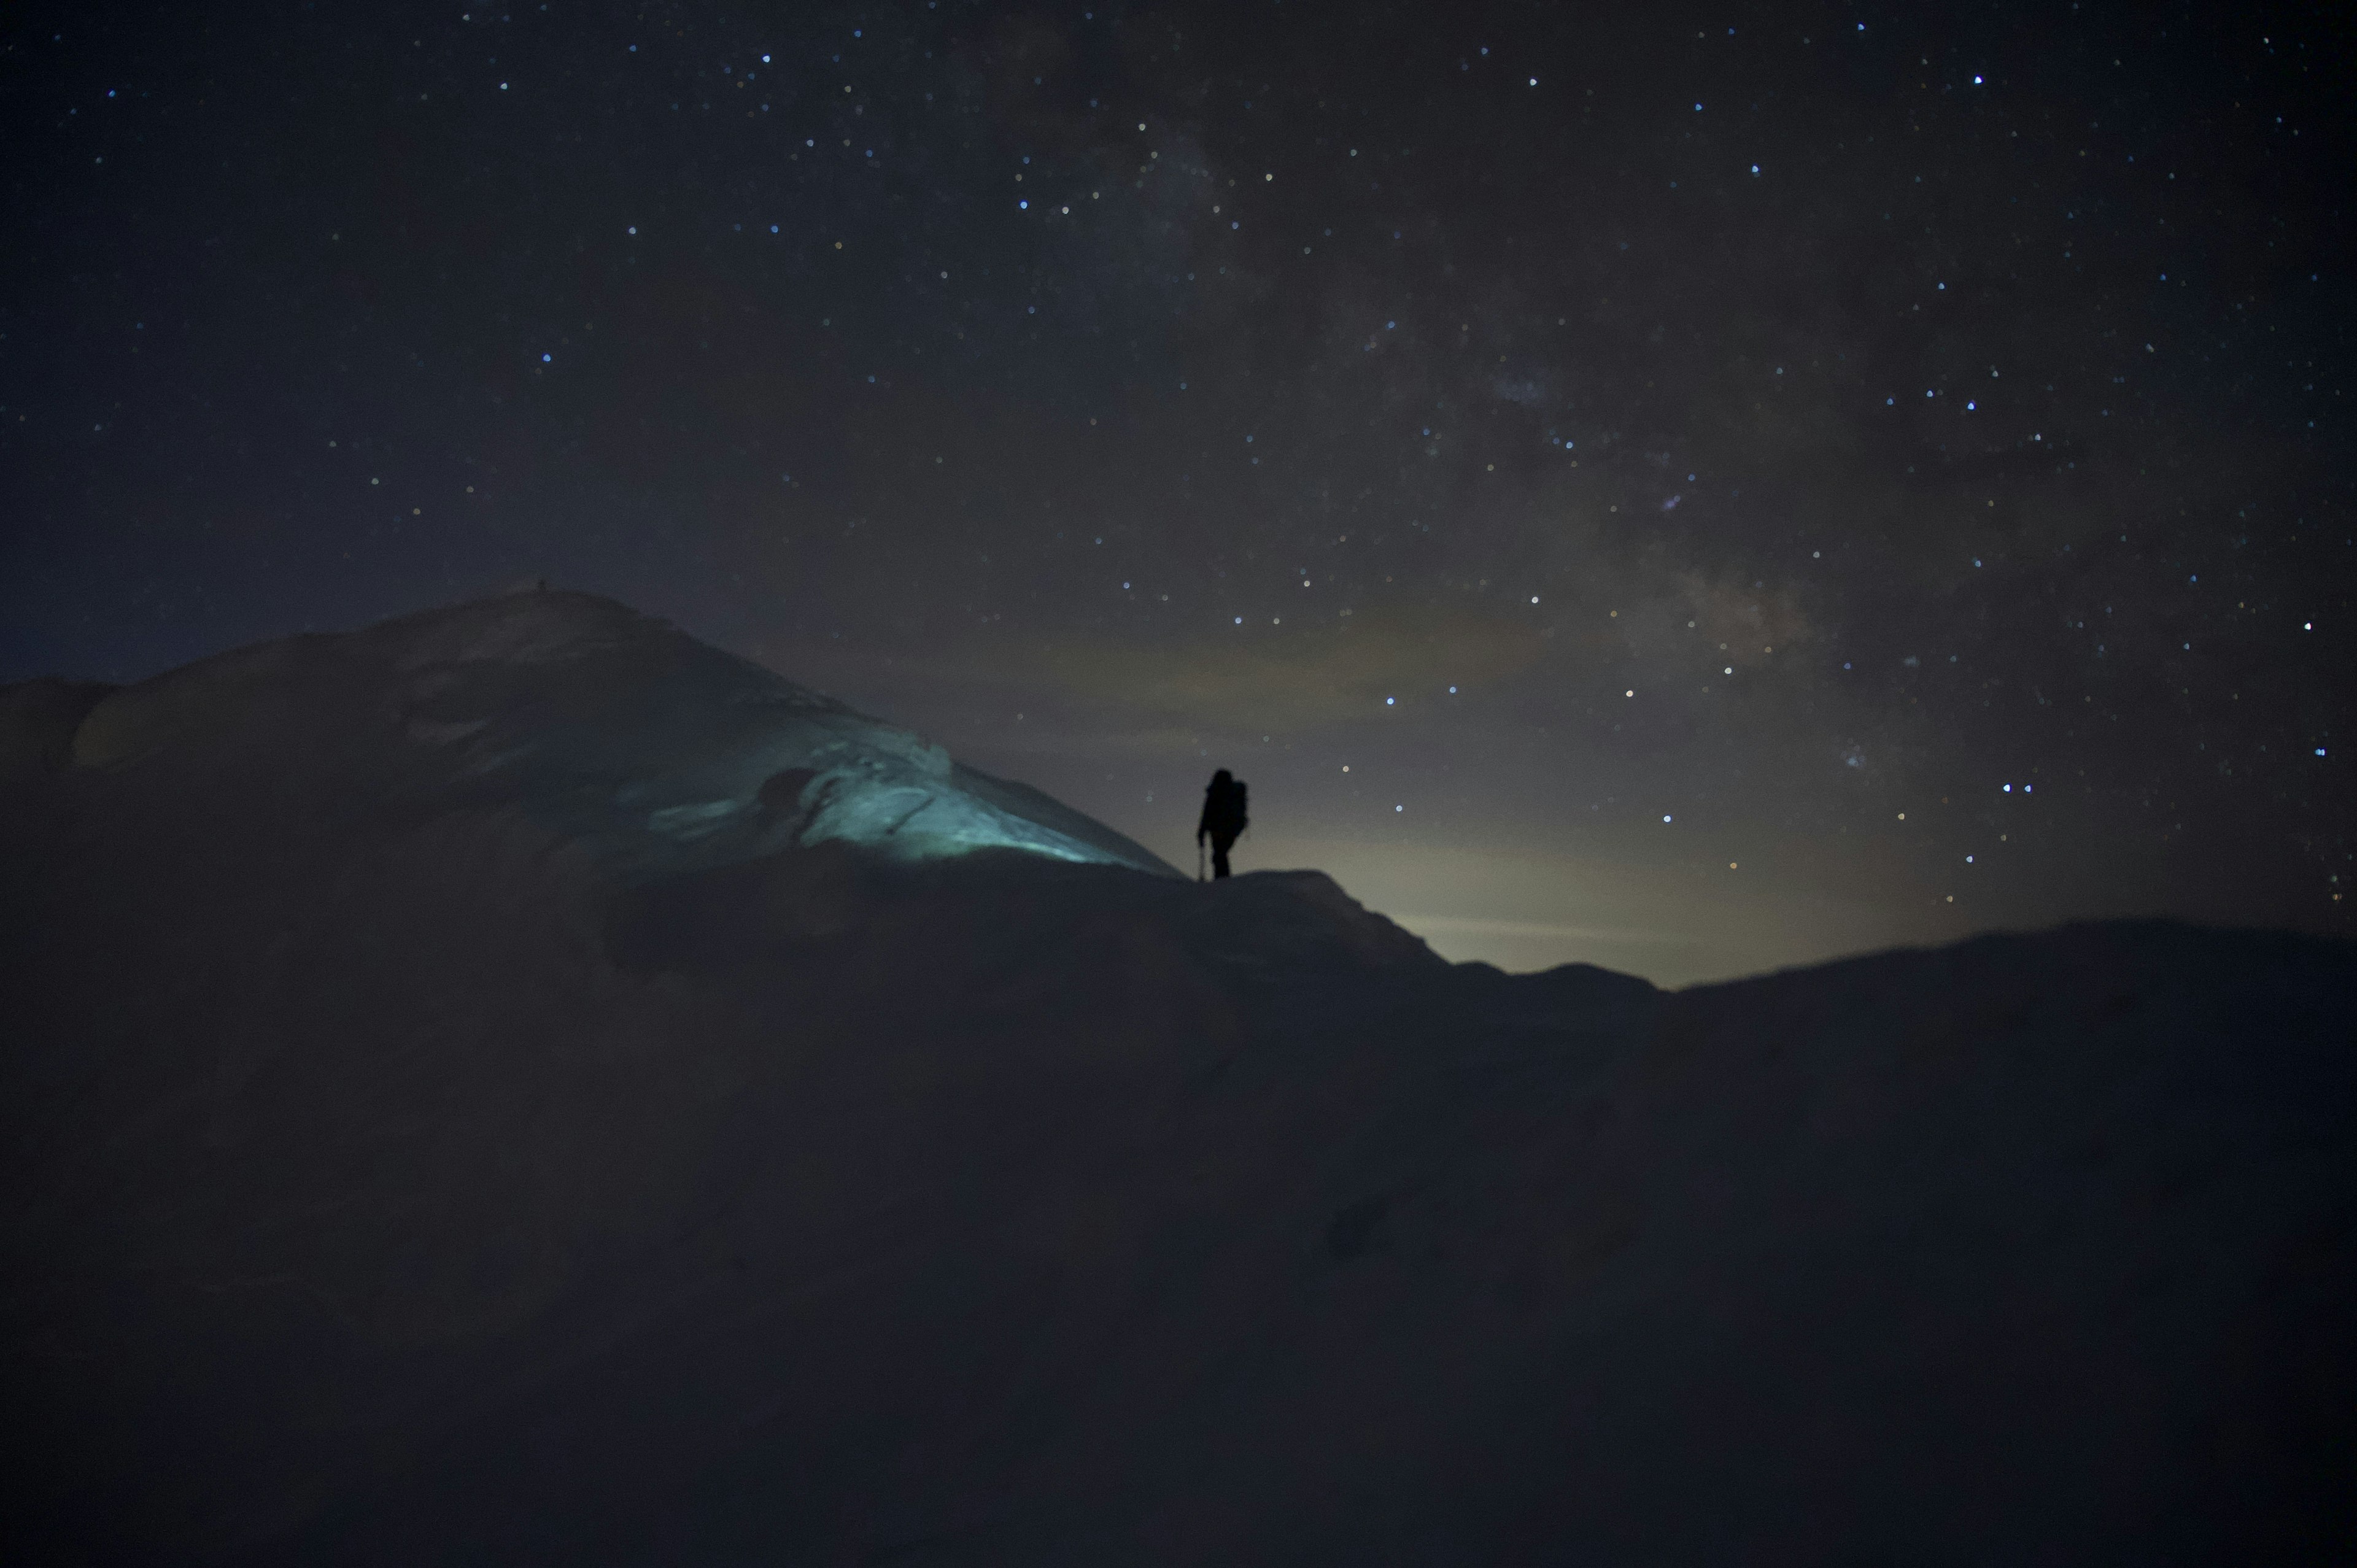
50,589,1177,876
2,592,2351,1564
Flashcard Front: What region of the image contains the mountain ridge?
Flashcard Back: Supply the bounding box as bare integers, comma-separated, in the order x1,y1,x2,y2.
4,589,1180,879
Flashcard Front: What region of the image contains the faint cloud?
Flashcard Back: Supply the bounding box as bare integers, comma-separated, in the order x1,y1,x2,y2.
1393,914,1690,946
933,602,1547,734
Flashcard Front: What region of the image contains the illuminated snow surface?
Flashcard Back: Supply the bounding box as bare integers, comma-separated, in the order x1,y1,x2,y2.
60,589,1175,878
2,590,2353,1563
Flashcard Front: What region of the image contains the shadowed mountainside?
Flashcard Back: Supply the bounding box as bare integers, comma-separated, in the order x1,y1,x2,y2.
2,592,2351,1564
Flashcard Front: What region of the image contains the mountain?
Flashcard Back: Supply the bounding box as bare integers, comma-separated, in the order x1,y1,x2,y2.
3,590,1172,878
3,590,2351,1564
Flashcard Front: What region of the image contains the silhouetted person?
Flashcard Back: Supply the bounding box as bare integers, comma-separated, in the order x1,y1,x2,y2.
1197,768,1248,879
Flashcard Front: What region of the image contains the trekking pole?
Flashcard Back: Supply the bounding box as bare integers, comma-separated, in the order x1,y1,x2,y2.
1198,840,1206,881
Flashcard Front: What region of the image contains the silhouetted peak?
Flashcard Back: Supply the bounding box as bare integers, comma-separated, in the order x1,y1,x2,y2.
27,590,1178,879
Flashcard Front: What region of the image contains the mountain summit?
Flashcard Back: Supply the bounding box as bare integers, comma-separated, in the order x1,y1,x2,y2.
10,589,1174,877
2,593,2352,1563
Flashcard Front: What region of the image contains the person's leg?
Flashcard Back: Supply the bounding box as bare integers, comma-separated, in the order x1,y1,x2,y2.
1212,836,1233,878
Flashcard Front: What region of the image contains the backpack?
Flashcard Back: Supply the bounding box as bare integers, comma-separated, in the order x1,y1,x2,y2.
1204,774,1250,838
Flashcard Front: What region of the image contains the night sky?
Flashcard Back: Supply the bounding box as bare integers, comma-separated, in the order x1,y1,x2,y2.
5,0,2350,981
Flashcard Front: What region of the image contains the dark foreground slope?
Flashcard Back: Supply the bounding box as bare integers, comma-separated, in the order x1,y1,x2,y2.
2,595,2352,1565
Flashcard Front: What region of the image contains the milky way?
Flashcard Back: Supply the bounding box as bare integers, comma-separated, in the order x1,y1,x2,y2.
3,0,2348,978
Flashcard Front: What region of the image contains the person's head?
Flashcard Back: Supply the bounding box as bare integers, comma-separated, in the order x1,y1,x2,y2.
1210,769,1233,786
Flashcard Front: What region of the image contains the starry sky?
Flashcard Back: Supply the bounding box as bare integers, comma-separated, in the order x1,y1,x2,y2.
5,0,2351,982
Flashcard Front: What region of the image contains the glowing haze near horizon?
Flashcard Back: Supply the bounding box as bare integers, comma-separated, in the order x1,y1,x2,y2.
3,0,2350,983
